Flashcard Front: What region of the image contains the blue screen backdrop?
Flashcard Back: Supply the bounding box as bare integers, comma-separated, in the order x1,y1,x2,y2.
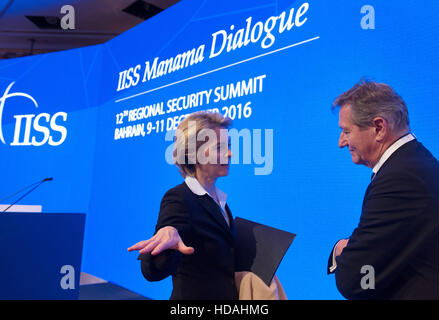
1,0,439,299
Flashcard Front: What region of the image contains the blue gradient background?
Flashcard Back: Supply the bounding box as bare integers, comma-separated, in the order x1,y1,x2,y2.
1,0,439,299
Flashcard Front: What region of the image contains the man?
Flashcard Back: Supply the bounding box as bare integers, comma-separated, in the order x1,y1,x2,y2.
328,79,439,299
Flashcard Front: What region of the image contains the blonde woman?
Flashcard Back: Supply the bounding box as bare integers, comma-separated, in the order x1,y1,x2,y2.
128,111,237,300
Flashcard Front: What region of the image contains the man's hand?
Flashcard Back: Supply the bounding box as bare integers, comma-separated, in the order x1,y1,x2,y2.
127,226,194,256
335,239,349,257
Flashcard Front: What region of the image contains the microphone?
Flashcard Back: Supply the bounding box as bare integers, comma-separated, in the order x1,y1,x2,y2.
1,177,53,213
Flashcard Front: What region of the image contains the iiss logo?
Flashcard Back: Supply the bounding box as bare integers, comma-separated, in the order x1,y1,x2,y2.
0,82,68,146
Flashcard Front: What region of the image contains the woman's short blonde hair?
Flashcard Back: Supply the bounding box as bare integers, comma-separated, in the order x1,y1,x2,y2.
173,111,231,177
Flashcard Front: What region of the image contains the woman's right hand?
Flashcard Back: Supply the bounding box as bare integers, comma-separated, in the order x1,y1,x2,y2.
335,238,349,257
127,226,194,256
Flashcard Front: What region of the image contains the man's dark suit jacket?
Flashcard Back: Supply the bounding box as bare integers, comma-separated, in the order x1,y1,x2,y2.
138,182,238,300
328,139,439,299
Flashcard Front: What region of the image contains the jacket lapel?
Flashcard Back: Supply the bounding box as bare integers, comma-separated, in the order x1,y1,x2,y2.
225,204,236,239
195,194,234,237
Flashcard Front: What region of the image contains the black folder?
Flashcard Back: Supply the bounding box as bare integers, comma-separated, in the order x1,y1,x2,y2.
234,217,296,287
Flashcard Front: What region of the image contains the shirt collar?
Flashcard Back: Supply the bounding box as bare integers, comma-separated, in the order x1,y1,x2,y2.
372,133,415,174
184,175,227,209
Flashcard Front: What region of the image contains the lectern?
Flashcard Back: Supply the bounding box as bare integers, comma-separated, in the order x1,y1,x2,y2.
0,212,85,300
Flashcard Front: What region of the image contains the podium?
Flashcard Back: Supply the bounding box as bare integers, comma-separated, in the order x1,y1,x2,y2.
0,212,86,300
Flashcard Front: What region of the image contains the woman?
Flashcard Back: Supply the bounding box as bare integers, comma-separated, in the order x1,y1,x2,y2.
128,111,237,300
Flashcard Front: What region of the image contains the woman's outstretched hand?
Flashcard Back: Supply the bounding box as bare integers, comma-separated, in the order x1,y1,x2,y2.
127,226,194,256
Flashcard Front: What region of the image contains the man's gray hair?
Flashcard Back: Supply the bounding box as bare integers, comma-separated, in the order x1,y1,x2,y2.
332,79,410,132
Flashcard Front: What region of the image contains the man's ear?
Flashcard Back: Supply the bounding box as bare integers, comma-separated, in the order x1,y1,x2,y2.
373,117,388,142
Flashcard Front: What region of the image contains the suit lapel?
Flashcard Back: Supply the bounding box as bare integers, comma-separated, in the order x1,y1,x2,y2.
363,140,420,213
196,194,233,236
181,181,234,240
225,204,236,238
